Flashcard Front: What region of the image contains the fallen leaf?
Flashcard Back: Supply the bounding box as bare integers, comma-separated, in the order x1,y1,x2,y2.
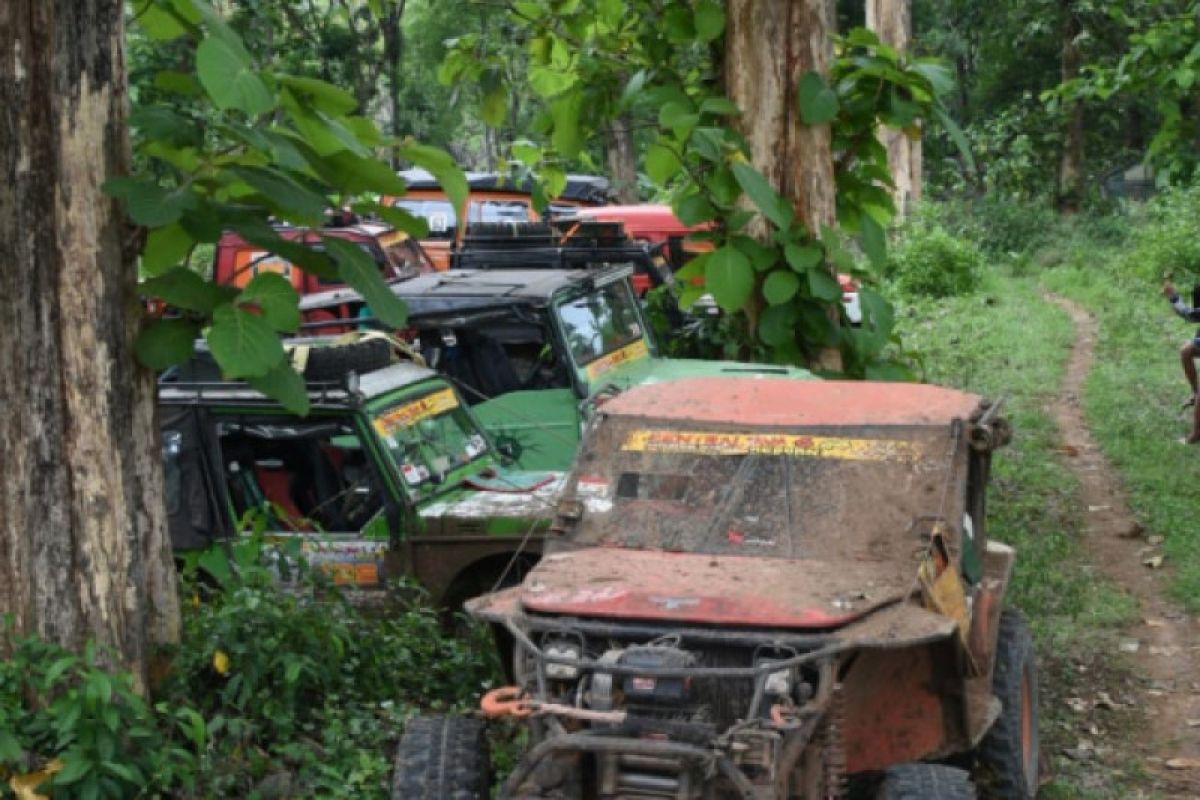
1149,645,1180,657
1186,719,1200,728
1088,504,1112,512
1165,757,1200,770
1144,555,1165,569
1119,638,1142,653
1145,618,1168,628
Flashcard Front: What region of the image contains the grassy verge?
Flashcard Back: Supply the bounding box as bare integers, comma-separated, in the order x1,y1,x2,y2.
1042,262,1200,611
897,273,1142,798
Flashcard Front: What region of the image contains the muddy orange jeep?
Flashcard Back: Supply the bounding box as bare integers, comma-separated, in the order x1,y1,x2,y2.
391,376,1036,799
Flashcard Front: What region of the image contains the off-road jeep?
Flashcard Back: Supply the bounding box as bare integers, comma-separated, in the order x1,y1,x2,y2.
394,376,1036,799
300,265,812,472
158,342,558,607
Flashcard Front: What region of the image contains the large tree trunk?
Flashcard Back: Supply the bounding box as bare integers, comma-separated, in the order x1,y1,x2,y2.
383,0,408,168
866,0,921,215
1058,1,1085,213
725,0,841,371
606,113,639,203
0,0,180,692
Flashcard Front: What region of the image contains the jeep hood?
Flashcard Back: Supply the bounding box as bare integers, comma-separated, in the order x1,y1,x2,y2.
590,356,813,394
416,471,563,530
515,547,913,629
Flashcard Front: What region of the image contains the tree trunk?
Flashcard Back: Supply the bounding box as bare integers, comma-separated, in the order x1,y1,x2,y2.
1058,1,1085,213
866,0,921,215
606,113,639,203
383,0,408,168
0,0,180,693
725,0,841,371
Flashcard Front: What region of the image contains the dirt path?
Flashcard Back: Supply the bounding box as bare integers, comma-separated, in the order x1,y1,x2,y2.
1047,295,1200,796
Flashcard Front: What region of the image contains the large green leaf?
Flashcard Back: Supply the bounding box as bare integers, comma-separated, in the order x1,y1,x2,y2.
859,213,887,271
481,84,508,127
645,144,682,185
784,243,823,273
227,166,328,226
551,90,585,158
763,270,800,306
281,90,368,157
206,303,285,379
323,237,409,327
134,1,189,39
675,194,716,226
933,106,977,175
731,162,792,230
758,303,798,347
248,362,310,416
397,143,468,219
141,224,193,276
371,204,431,238
693,0,725,42
705,245,754,311
195,36,273,116
231,221,337,280
276,74,357,115
807,267,843,303
104,177,193,227
135,318,198,369
239,272,300,332
141,268,234,313
797,71,839,124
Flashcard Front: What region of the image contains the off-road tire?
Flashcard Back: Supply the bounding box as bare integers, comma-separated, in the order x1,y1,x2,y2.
976,609,1040,799
391,715,490,800
875,763,977,799
300,339,392,381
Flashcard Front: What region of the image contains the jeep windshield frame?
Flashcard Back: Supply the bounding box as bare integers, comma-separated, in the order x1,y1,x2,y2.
551,267,652,383
367,381,496,500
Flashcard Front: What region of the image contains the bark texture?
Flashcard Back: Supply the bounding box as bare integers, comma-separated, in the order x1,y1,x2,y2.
725,0,840,371
866,0,922,215
606,114,639,203
1058,0,1085,213
0,0,180,691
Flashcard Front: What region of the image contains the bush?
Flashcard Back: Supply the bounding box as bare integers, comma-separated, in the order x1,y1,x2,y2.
1118,184,1200,284
888,211,984,298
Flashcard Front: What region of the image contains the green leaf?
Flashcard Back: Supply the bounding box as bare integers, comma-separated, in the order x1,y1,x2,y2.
142,224,194,275
104,177,193,227
675,194,716,226
511,140,541,167
226,166,328,226
195,36,274,116
318,151,409,196
240,272,300,332
807,267,842,303
231,222,337,280
618,70,648,110
731,162,792,230
141,268,233,312
690,126,725,162
276,74,357,115
130,106,201,147
398,143,468,219
374,204,431,238
153,70,202,96
785,243,823,272
551,90,585,158
324,237,409,327
758,303,798,347
52,756,94,786
705,245,754,311
644,144,682,185
699,97,739,116
248,362,310,416
481,84,508,127
693,0,725,42
797,70,839,124
282,91,369,157
659,101,699,139
763,270,800,305
135,1,189,39
860,213,887,270
731,236,778,271
206,303,285,379
933,106,976,175
136,318,199,369
664,6,695,42
529,66,577,97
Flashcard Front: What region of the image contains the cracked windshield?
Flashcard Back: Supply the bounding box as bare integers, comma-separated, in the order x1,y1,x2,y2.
556,277,645,367
372,387,489,489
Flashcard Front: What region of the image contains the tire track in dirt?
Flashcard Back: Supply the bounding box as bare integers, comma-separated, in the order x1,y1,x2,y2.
1047,294,1200,796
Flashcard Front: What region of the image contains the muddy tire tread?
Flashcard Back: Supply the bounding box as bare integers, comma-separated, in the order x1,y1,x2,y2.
976,608,1039,799
876,763,977,799
301,339,392,381
390,715,489,800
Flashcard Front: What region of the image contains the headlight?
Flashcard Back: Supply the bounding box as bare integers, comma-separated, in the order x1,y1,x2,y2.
545,641,582,680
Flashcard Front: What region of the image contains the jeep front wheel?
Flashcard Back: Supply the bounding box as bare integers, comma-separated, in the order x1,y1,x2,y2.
976,609,1039,799
391,715,490,800
876,763,976,799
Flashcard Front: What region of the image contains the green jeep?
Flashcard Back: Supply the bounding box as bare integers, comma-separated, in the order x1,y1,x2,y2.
300,264,812,471
158,344,556,607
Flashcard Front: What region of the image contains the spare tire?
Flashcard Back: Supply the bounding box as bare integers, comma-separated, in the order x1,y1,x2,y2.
391,716,490,800
463,221,555,245
299,338,393,381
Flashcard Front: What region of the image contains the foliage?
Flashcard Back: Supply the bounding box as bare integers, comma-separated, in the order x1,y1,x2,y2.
1112,184,1200,283
124,0,466,415
0,539,496,799
886,209,984,298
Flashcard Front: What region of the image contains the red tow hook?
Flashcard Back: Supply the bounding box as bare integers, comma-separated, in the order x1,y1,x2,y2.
481,685,534,719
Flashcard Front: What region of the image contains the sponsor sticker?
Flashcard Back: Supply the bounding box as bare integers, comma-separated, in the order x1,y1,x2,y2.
621,430,926,462
373,388,458,436
585,339,649,380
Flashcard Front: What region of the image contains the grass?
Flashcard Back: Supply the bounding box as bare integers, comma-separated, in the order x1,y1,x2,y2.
897,272,1142,798
1042,261,1200,611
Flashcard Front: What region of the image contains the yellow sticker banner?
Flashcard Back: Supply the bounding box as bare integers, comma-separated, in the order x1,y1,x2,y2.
621,430,926,461
374,388,458,436
586,339,649,380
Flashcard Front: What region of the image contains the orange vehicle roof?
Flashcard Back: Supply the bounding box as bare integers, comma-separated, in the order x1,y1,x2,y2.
602,377,983,428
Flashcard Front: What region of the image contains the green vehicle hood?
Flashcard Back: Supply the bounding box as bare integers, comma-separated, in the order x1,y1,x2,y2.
591,356,814,395
416,469,562,535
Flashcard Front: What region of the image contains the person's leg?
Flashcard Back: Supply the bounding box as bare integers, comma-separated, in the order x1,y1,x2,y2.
1182,341,1199,396
1190,395,1200,443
